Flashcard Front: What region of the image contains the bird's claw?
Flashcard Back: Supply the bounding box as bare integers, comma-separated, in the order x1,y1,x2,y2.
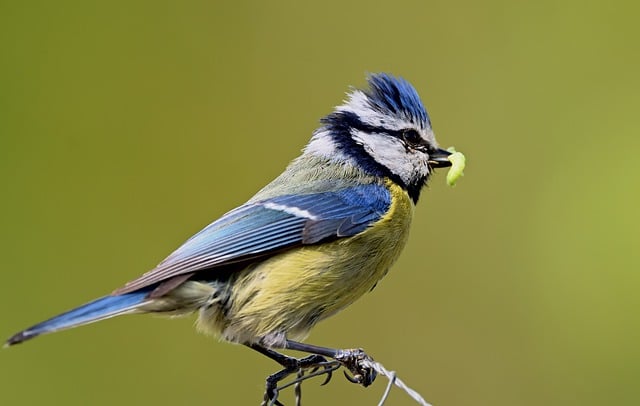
263,354,333,405
343,369,360,384
335,348,377,387
319,365,334,386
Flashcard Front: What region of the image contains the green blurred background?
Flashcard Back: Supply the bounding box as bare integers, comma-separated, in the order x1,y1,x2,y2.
1,1,638,405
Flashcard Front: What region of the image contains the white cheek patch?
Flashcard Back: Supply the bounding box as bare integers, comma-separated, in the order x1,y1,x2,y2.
351,130,429,185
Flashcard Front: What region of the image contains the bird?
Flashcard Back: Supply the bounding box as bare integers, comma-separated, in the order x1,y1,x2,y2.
6,73,454,399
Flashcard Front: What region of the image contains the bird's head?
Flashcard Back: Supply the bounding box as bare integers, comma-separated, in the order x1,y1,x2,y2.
305,73,451,202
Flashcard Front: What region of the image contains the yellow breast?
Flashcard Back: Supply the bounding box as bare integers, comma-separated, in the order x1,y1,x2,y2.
199,180,415,344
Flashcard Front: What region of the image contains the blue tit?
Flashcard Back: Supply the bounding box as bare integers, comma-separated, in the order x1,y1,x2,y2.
6,73,454,391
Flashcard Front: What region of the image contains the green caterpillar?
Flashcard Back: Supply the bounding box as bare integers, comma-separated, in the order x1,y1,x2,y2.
446,147,466,187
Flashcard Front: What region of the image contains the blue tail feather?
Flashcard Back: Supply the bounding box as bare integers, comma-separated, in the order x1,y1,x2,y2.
5,290,150,347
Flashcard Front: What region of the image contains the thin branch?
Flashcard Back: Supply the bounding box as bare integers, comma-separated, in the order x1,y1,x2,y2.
361,358,433,406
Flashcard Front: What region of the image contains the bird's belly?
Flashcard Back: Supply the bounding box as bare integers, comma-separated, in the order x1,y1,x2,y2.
197,184,414,346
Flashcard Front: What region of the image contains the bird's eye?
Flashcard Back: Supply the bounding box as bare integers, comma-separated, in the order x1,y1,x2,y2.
402,129,422,146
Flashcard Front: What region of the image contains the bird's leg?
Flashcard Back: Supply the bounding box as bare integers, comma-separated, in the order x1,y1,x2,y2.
248,343,333,405
249,343,327,370
283,340,378,387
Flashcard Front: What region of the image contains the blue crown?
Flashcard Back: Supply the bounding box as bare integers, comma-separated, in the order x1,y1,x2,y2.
364,73,431,128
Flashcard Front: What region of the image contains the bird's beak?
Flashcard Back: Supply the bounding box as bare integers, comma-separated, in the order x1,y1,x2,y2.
428,148,452,168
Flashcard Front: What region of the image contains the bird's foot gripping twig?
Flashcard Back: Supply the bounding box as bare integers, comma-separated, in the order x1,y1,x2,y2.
252,341,431,406
255,343,378,406
333,347,377,387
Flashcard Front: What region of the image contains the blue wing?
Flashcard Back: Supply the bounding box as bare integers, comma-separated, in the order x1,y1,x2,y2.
113,183,391,295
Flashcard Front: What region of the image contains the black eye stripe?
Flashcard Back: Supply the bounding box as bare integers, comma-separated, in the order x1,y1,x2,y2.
325,111,430,150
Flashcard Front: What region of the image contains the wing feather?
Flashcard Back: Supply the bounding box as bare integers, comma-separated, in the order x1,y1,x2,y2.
113,183,391,295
